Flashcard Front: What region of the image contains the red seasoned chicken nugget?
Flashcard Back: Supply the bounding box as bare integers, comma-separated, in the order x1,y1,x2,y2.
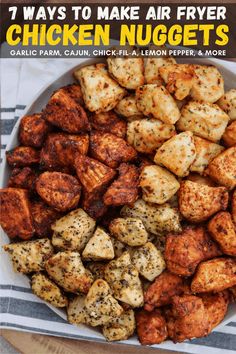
8,167,37,191
81,191,108,220
19,113,51,148
75,154,116,194
166,295,210,342
144,271,189,310
40,133,89,171
164,226,221,276
43,89,89,133
136,309,168,345
201,291,229,332
90,131,137,168
31,200,62,237
103,163,139,206
89,111,126,138
36,172,81,212
60,84,84,105
6,146,40,167
0,188,34,239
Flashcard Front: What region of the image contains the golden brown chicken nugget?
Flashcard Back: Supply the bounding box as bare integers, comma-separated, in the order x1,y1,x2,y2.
40,133,89,171
60,84,84,105
205,147,236,190
19,113,51,148
0,188,34,239
136,309,168,345
208,211,236,256
31,200,62,237
6,146,40,168
75,154,116,194
179,180,228,223
36,172,81,212
201,291,229,332
164,226,221,277
89,111,127,138
8,167,37,191
90,131,137,168
191,257,236,293
144,271,189,310
81,191,108,220
103,163,139,206
223,121,236,147
232,190,236,225
166,295,210,342
43,89,89,133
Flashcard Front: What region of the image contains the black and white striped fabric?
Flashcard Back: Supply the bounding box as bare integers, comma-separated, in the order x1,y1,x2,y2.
1,58,236,353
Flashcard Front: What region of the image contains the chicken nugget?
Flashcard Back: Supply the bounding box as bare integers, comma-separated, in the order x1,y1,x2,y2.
36,172,81,212
222,121,236,147
217,89,236,121
103,163,139,206
19,113,51,148
60,84,84,105
136,309,168,345
201,291,229,332
164,226,221,276
90,131,137,168
90,111,126,138
6,146,40,168
8,167,37,191
82,191,108,220
0,188,34,239
31,200,62,237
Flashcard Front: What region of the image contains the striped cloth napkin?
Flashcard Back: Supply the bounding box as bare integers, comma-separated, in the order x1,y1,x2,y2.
1,57,236,354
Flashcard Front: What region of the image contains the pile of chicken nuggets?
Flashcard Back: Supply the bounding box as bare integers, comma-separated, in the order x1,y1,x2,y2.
1,56,236,345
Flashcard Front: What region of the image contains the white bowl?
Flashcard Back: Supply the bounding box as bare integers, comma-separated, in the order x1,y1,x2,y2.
1,57,236,350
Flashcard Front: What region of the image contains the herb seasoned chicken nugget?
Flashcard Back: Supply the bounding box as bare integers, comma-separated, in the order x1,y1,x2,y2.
6,146,40,167
60,84,84,105
109,217,148,246
201,291,229,332
154,132,196,177
89,111,126,138
115,95,143,120
103,163,139,206
191,65,224,103
51,208,96,251
43,88,89,133
132,242,166,281
223,121,236,147
144,271,189,310
82,227,114,261
177,101,229,142
159,64,196,100
31,200,62,237
217,89,236,121
36,172,81,212
0,188,34,239
136,85,180,124
121,199,182,236
127,118,175,154
40,133,89,171
208,212,236,256
74,63,126,113
31,273,68,308
4,238,53,273
144,56,176,85
205,147,236,190
90,131,137,168
103,309,135,341
139,165,180,204
85,279,123,326
164,226,221,277
136,309,168,345
190,136,224,175
166,295,210,342
107,57,145,90
178,181,228,222
75,154,116,194
104,252,144,307
19,113,51,148
8,167,37,191
45,251,93,293
191,257,236,293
